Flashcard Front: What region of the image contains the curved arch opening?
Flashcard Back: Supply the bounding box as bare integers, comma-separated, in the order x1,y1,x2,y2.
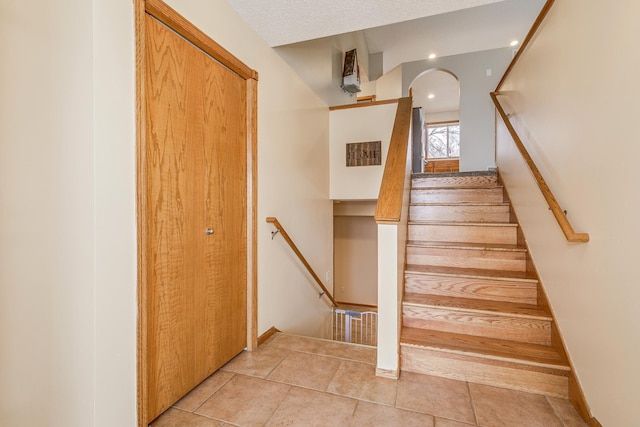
410,68,461,173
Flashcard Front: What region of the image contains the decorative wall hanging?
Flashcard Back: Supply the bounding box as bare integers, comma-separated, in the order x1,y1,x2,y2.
346,141,381,167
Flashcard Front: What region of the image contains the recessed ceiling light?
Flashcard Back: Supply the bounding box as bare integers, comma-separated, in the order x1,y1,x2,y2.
428,53,436,60
428,94,435,99
510,40,519,47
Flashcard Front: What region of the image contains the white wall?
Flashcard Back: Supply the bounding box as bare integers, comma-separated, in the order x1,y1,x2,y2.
495,1,640,425
376,64,403,100
425,111,460,123
1,1,136,426
93,1,137,426
274,30,372,107
0,0,333,425
330,103,398,200
334,215,378,306
402,48,512,171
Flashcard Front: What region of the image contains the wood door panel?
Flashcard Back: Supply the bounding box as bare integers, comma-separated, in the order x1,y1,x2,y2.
201,57,247,372
144,14,247,421
145,15,200,418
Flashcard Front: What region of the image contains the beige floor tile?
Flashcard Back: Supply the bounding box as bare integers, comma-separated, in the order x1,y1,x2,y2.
327,359,398,405
265,386,357,426
396,372,476,424
317,340,377,363
221,345,289,378
546,396,588,427
266,333,326,352
435,418,477,427
267,333,376,363
172,370,235,412
150,408,224,427
267,350,341,391
351,401,435,426
469,383,562,427
195,374,290,426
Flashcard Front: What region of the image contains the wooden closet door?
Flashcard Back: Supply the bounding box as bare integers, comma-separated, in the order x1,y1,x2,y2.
144,14,247,422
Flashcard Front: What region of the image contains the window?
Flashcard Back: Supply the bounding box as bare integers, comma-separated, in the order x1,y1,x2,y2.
426,123,460,159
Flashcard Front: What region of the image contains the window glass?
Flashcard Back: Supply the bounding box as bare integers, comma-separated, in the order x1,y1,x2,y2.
426,123,460,159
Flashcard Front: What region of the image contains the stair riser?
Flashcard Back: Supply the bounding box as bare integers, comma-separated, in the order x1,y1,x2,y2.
409,204,510,223
401,346,569,398
402,305,552,345
407,246,526,272
404,273,538,305
411,188,504,204
412,175,497,188
408,224,518,245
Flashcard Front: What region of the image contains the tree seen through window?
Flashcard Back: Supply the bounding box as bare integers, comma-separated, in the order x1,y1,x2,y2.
427,123,460,159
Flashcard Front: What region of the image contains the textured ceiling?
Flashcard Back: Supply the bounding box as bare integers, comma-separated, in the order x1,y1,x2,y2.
226,0,506,47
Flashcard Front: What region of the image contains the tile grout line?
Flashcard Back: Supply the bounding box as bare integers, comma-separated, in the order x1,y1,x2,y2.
262,384,295,427
190,372,237,414
466,381,480,426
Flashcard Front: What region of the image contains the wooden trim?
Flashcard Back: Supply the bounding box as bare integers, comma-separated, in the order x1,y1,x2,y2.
246,77,259,351
136,1,259,424
145,0,256,80
374,97,413,224
134,1,148,425
329,98,399,111
257,326,280,346
491,92,589,243
266,217,338,307
495,0,555,91
376,367,399,379
426,120,459,126
357,95,376,103
588,418,602,427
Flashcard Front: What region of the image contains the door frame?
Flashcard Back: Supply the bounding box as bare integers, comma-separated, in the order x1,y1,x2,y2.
135,0,258,425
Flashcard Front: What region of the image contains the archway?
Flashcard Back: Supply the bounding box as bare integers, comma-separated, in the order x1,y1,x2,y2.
409,69,460,173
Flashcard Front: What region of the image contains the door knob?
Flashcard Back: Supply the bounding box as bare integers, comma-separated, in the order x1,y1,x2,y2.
205,228,214,235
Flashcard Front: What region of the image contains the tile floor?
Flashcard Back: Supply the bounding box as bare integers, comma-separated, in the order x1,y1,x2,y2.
150,333,587,427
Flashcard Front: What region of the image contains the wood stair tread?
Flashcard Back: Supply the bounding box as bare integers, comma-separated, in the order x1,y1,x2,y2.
400,327,568,369
412,171,497,178
403,293,550,319
410,202,510,206
405,264,538,282
409,220,517,227
412,184,502,190
407,240,526,252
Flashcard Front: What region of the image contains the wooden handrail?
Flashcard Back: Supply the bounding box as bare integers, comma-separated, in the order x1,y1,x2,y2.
495,0,555,92
374,97,413,223
329,98,399,111
491,92,589,243
266,217,338,307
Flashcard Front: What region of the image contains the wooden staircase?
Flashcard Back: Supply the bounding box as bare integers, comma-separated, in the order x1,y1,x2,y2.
400,171,571,397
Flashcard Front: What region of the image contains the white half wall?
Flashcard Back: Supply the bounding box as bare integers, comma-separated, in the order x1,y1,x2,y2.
495,1,640,425
330,103,398,200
